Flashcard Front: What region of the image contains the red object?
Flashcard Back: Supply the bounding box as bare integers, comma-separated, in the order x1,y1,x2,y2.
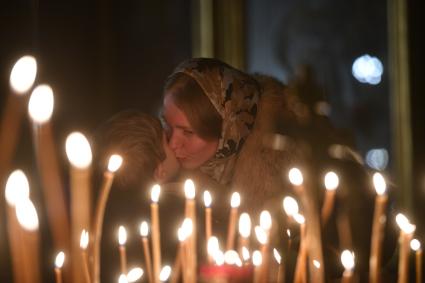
200,264,253,283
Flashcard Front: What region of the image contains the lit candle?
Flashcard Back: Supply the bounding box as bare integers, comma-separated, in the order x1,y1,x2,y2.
203,190,212,263
92,154,123,283
29,84,70,253
66,132,92,283
293,213,307,283
252,250,262,283
288,167,324,283
0,56,37,190
396,213,416,283
151,184,162,283
80,230,91,283
410,239,422,283
340,250,355,283
139,221,153,283
118,274,128,283
170,227,187,283
207,236,220,265
118,226,128,275
224,250,242,266
283,196,299,220
321,171,339,225
184,179,197,283
259,211,272,282
238,213,251,257
159,265,172,282
127,267,144,283
226,192,241,250
273,248,285,283
55,251,65,283
241,246,251,263
369,172,388,283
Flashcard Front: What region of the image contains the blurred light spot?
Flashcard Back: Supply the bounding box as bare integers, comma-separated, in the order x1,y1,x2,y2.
366,148,388,171
352,55,383,85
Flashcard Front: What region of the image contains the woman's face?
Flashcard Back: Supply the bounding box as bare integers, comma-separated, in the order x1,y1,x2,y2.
163,95,219,169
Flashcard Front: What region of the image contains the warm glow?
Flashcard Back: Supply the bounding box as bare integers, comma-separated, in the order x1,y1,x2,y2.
293,213,305,225
108,154,123,172
118,226,127,245
372,172,386,195
341,250,355,271
5,170,30,207
9,55,37,94
139,221,149,237
313,260,321,269
352,54,383,85
242,247,250,261
80,230,89,250
260,210,272,231
65,132,92,169
184,179,196,199
203,190,212,207
159,265,171,282
255,226,268,245
207,236,220,256
127,267,144,282
283,196,299,217
288,168,303,186
395,213,416,234
118,274,128,283
287,229,291,238
273,248,281,264
182,218,193,237
252,250,262,266
15,198,39,231
224,250,240,265
55,251,65,268
177,227,186,242
324,171,339,191
151,184,161,203
230,192,241,208
238,213,251,238
410,239,421,251
28,84,54,124
214,250,225,266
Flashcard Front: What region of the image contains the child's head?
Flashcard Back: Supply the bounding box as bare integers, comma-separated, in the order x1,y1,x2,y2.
94,110,180,189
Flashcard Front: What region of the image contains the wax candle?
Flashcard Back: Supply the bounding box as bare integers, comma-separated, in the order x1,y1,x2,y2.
127,267,144,283
118,226,128,275
410,239,422,283
321,171,339,225
151,184,162,283
369,172,388,283
140,221,153,283
159,265,172,282
395,213,416,283
203,190,212,263
184,180,197,283
80,230,91,283
238,212,251,257
54,251,65,283
340,250,355,283
273,248,284,283
226,192,241,251
252,250,262,283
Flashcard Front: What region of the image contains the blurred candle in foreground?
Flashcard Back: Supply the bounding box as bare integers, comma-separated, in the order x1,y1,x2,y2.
118,226,128,275
184,179,197,283
369,172,388,283
321,171,339,224
151,185,161,283
410,239,422,283
127,267,144,283
140,221,153,283
396,213,416,283
118,274,128,283
273,248,284,283
9,55,37,94
80,230,91,283
341,250,355,283
159,265,171,282
204,190,212,262
252,250,262,283
227,192,240,250
238,212,251,256
55,251,65,283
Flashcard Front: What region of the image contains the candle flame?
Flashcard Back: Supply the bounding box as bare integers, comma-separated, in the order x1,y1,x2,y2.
324,171,339,191
395,213,416,234
283,196,299,217
181,218,193,237
273,248,281,264
127,267,144,282
410,239,421,251
55,251,65,268
373,172,386,195
118,226,127,245
203,190,212,207
207,236,220,256
108,154,123,172
293,213,305,225
65,132,92,169
230,192,241,208
242,247,250,261
5,170,30,207
15,198,39,231
184,179,196,199
140,221,149,237
28,84,54,124
252,250,262,266
9,55,37,94
177,227,186,242
255,226,268,245
224,250,240,265
238,212,251,238
118,274,128,283
214,249,225,266
260,210,272,231
287,229,291,238
151,184,161,203
80,230,89,250
341,250,355,271
159,265,171,282
313,259,321,269
288,168,303,186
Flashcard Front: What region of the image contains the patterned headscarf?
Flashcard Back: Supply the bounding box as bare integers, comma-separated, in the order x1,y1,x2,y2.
172,58,261,184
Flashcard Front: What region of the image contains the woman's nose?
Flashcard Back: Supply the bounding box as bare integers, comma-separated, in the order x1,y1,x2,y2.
169,131,182,151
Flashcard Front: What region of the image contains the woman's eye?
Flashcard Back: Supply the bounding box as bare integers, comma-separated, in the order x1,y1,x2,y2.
183,130,194,136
